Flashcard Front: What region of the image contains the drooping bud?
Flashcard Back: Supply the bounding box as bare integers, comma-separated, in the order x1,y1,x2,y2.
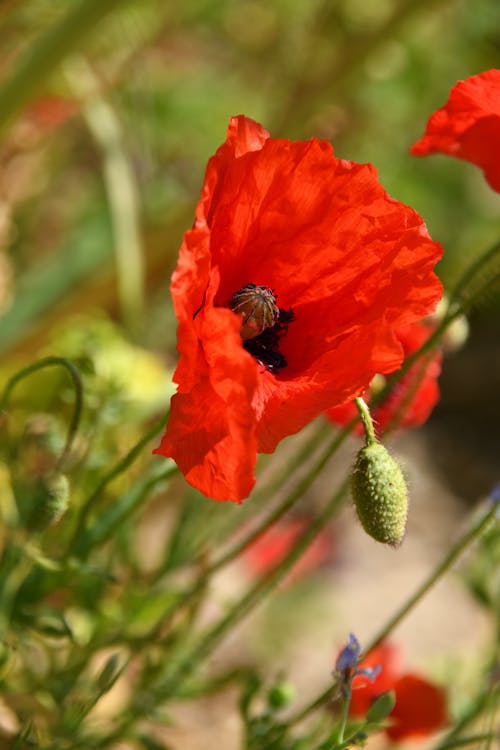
351,442,408,547
26,473,70,532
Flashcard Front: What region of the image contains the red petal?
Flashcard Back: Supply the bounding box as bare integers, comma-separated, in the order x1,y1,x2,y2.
411,69,500,191
387,673,448,741
154,305,258,503
350,643,403,716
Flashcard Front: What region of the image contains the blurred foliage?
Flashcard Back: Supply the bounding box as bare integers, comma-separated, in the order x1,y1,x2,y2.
0,0,499,360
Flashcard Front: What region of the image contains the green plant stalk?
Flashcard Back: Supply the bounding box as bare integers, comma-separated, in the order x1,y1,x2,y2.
448,238,500,308
131,421,356,648
156,419,333,578
289,501,498,726
212,419,354,572
336,686,352,748
0,356,83,470
436,733,500,750
0,0,126,135
433,685,500,750
66,57,145,337
74,463,178,557
68,417,167,553
354,397,376,445
96,478,351,747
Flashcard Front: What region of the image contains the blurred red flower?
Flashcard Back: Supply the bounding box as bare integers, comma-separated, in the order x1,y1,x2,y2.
411,69,500,192
243,517,333,583
25,95,79,131
326,321,442,435
155,115,443,502
349,642,448,742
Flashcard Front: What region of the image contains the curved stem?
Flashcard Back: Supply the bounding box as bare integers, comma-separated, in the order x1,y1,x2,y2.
354,397,377,445
0,356,84,470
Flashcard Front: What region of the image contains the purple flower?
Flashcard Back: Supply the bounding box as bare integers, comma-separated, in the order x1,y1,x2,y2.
336,633,361,672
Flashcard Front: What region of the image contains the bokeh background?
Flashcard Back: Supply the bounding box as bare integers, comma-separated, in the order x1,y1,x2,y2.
0,1,499,748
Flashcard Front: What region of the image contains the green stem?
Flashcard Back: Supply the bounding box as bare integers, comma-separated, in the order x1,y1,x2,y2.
68,417,166,553
289,501,498,725
158,477,349,694
336,686,352,748
97,478,351,747
363,503,497,654
436,734,500,750
354,397,377,445
0,356,83,470
448,238,500,308
0,0,126,135
141,420,355,645
66,57,145,337
212,419,354,573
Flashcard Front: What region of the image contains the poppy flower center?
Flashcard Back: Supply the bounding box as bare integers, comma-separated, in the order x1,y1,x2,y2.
230,283,294,373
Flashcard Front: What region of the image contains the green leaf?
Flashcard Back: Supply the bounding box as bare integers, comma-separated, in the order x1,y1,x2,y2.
366,690,396,722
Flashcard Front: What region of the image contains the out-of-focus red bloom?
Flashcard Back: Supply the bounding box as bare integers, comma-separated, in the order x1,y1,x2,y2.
326,321,442,436
155,115,443,502
411,69,500,192
243,518,333,583
349,642,448,742
25,95,79,131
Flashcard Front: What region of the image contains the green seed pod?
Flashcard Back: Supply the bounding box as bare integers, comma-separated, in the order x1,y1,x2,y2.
27,473,70,532
351,442,408,547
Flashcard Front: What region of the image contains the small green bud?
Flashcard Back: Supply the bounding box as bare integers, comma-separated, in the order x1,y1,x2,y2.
27,473,70,532
351,442,408,547
267,679,296,709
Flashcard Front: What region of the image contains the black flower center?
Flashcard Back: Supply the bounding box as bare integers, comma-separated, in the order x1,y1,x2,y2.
230,283,294,372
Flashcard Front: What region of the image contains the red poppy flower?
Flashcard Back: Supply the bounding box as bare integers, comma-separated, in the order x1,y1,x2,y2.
243,517,333,583
326,320,442,435
411,69,500,192
349,642,448,742
155,115,443,502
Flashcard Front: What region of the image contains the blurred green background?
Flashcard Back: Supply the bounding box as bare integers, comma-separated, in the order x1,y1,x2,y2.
0,0,499,494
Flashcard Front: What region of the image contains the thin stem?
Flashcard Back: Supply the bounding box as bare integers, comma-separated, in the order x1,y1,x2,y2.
0,0,125,136
437,734,500,750
448,238,500,308
336,687,352,747
139,420,356,645
97,478,351,747
363,503,497,655
0,356,84,470
354,397,376,445
66,57,145,337
289,502,498,725
212,418,355,573
68,417,166,553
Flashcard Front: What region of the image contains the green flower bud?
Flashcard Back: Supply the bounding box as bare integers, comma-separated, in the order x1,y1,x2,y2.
27,473,70,532
267,679,296,709
351,442,408,547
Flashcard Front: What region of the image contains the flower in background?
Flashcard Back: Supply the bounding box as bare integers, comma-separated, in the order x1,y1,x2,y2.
411,69,500,192
349,642,448,742
155,115,443,502
25,95,79,132
326,320,442,436
243,517,333,583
